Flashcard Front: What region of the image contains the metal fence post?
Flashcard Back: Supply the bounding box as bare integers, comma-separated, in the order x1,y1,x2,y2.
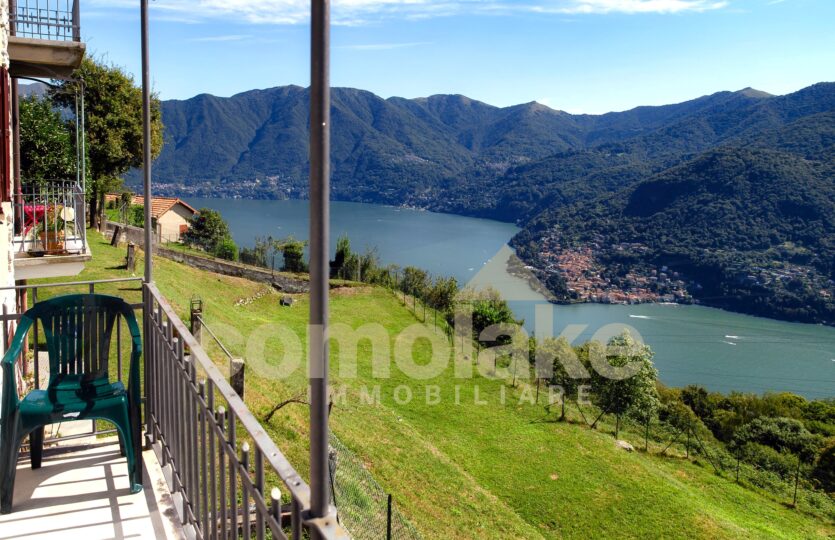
309,0,332,533
230,358,245,398
140,0,153,284
72,0,81,41
386,494,393,540
190,297,202,344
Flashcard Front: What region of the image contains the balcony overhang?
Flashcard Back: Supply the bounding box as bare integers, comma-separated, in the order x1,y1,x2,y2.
8,37,86,79
13,247,92,280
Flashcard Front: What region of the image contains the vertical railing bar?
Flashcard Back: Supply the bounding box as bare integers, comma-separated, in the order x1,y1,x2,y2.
168,318,176,474
72,0,79,41
2,304,8,360
291,497,302,540
158,310,167,462
167,326,176,475
217,406,227,540
229,410,238,538
181,334,190,494
178,351,189,529
33,287,39,389
189,354,200,532
168,322,178,476
255,447,265,540
199,380,209,539
183,330,196,526
168,325,177,483
157,307,168,465
207,384,218,540
241,443,251,540
270,488,281,539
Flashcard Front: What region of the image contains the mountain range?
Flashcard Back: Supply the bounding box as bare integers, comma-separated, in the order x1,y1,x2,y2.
131,82,835,323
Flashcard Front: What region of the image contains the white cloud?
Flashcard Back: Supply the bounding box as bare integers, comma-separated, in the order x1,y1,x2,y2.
544,1,729,15
188,34,253,42
89,0,728,25
339,41,432,50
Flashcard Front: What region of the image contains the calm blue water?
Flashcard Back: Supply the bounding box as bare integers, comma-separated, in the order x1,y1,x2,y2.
189,197,835,399
188,198,517,285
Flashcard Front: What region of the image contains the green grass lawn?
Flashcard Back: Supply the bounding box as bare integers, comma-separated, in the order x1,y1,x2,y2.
33,231,835,539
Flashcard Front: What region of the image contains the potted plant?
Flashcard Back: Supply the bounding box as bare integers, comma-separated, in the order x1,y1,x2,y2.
34,205,75,254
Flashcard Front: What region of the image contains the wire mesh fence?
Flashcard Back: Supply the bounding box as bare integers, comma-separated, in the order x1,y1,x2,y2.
608,411,834,519
328,434,422,540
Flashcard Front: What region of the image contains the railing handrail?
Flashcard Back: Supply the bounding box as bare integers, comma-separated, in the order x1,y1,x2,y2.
144,282,348,539
0,276,141,292
195,313,235,362
9,0,81,42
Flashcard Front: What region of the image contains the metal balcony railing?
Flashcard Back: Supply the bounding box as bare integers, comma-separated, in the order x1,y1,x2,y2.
144,283,344,539
9,0,80,41
13,180,87,257
0,279,345,539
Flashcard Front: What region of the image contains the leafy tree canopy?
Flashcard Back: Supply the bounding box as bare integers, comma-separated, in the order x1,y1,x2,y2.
50,57,164,227
183,208,231,253
19,95,75,184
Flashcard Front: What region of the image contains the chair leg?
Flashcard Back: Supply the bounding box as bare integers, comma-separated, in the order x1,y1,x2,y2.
0,432,23,514
110,406,141,494
30,427,45,470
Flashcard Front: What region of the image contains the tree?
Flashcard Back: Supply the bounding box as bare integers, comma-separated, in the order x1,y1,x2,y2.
456,287,518,340
51,57,164,229
214,236,239,262
401,266,430,299
240,235,271,267
129,205,145,227
731,416,821,462
427,276,458,316
812,439,835,492
330,234,352,278
183,208,231,252
539,337,583,420
731,416,821,498
592,332,659,438
280,237,308,273
19,95,75,184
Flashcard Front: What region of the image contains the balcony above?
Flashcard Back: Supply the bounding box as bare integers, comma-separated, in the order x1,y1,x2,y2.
8,0,85,79
14,247,92,280
12,180,91,280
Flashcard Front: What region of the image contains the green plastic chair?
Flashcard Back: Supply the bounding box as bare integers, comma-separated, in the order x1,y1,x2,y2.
0,294,143,514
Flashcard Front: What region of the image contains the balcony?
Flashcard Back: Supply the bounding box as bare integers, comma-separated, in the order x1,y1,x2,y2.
8,0,85,79
12,180,91,281
0,278,347,539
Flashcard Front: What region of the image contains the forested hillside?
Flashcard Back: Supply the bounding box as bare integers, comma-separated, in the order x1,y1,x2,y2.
133,82,835,323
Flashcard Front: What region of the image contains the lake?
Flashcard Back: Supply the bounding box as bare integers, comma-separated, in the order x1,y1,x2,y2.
188,197,835,399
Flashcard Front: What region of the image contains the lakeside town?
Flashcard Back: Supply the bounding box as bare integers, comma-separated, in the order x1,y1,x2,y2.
535,236,693,305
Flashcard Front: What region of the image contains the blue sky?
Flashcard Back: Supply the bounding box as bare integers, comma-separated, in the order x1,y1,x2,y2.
84,0,834,113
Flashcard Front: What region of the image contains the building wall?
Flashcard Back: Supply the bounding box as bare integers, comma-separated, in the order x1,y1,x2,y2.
0,0,14,444
156,204,193,242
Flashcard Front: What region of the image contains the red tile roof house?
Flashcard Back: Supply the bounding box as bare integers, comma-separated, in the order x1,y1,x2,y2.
105,194,198,242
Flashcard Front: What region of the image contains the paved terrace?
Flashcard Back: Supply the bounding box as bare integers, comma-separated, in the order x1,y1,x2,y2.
0,427,183,540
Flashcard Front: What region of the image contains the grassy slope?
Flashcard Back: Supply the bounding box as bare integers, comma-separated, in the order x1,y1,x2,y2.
35,232,834,539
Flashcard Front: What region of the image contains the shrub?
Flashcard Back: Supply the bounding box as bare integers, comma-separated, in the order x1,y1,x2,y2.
812,438,835,492
214,236,239,262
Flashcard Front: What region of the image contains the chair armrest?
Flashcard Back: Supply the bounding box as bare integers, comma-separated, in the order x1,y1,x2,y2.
124,311,143,400
1,316,34,416
2,315,33,367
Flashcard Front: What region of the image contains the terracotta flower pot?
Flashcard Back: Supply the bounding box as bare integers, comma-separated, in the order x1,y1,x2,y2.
39,230,66,254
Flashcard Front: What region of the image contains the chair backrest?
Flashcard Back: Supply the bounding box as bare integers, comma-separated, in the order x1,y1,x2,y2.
23,294,138,388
